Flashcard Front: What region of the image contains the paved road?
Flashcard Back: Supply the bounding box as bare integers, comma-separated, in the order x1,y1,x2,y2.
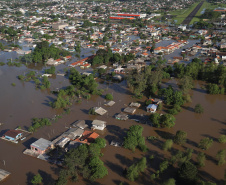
182,1,204,25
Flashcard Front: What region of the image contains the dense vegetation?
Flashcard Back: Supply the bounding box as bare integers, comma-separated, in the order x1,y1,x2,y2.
69,68,100,95
19,41,70,64
91,48,135,66
56,138,108,184
126,157,147,181
28,118,51,132
124,125,147,152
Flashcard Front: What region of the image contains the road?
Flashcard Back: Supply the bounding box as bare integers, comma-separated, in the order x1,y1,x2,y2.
182,1,204,25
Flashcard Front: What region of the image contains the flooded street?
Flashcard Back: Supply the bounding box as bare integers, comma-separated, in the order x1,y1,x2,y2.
0,50,225,185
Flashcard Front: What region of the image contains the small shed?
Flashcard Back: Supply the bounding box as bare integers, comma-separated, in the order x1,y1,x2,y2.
124,107,136,114
30,138,52,155
0,169,10,182
129,102,141,108
91,120,106,130
94,107,108,115
4,130,23,141
147,104,158,113
104,101,115,107
115,113,129,120
71,120,88,129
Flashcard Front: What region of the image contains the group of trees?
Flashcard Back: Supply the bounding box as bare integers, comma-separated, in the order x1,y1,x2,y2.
18,71,51,90
200,9,221,20
56,138,108,185
150,113,176,128
20,41,70,64
162,130,187,151
199,137,213,150
69,68,100,95
173,58,226,94
44,66,56,74
0,26,20,41
91,49,135,66
105,93,113,100
127,65,170,98
50,89,72,109
126,157,147,181
123,125,147,152
28,118,51,132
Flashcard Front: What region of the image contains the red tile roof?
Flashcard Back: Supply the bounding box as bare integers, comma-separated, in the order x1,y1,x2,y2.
4,130,22,138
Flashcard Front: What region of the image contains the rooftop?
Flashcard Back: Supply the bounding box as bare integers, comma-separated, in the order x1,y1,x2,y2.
4,130,22,138
31,138,52,151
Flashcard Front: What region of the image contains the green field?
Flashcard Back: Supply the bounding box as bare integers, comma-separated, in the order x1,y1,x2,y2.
169,1,201,25
190,0,226,24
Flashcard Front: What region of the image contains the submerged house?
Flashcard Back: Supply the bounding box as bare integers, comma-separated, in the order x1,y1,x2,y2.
91,120,106,130
93,107,108,116
30,138,52,155
72,120,88,129
115,113,129,121
4,130,23,141
147,104,158,113
0,169,11,182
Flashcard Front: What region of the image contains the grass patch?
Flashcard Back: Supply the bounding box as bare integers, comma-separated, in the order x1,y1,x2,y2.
190,1,226,24
170,1,201,24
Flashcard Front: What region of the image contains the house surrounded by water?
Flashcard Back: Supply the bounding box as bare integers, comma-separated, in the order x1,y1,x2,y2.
30,138,52,155
4,130,23,141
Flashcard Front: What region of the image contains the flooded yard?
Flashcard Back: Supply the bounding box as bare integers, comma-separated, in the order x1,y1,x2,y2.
0,50,225,185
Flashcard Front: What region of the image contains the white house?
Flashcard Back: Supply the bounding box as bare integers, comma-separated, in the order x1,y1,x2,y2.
91,120,106,130
147,104,158,113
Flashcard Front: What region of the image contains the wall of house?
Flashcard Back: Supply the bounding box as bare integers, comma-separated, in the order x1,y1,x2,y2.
5,136,15,141
30,146,45,154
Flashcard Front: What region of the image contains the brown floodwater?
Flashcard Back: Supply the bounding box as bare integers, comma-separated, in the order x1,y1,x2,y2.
0,51,225,185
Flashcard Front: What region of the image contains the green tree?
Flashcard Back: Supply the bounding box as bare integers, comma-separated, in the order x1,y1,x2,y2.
162,178,176,185
159,160,169,173
31,174,43,185
160,114,176,128
178,161,197,182
55,169,68,185
124,125,147,152
216,149,226,166
45,66,56,74
197,152,206,167
94,138,106,149
150,113,161,127
126,164,139,181
174,130,187,145
105,93,113,100
199,137,213,150
126,157,147,181
162,139,173,151
218,135,226,144
194,104,204,113
206,83,219,94
179,76,193,94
